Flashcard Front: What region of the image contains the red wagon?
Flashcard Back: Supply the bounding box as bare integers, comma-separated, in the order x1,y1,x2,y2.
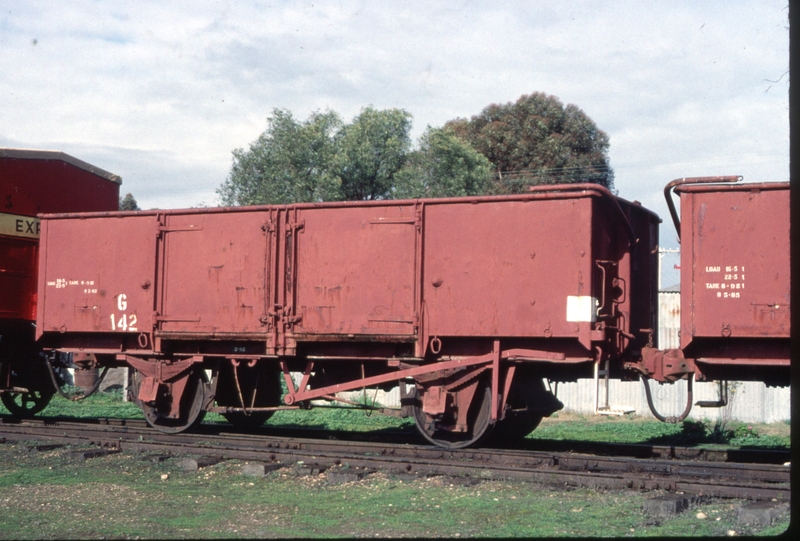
37,184,658,446
0,148,120,414
632,177,790,421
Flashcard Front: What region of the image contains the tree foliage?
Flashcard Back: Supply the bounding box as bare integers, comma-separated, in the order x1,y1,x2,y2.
335,108,412,200
218,107,411,205
393,127,492,199
119,193,140,211
218,109,342,206
219,93,613,205
445,92,614,192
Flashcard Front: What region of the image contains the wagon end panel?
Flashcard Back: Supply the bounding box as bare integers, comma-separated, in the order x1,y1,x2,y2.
594,198,661,356
678,183,789,364
37,214,157,346
290,204,418,339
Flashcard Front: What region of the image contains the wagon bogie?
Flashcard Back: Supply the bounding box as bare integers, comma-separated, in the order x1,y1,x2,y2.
411,375,494,449
128,362,210,433
0,351,56,416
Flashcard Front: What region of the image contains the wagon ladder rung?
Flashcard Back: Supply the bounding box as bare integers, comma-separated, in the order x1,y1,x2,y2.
593,358,635,415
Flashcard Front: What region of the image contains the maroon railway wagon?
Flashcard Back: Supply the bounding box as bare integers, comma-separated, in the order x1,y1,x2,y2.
35,184,657,446
0,148,121,415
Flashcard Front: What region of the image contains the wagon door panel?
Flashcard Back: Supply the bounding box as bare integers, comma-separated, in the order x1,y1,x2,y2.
158,212,270,336
291,205,418,337
423,198,594,338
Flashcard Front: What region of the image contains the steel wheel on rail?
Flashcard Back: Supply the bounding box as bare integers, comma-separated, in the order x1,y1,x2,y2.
217,362,282,429
491,375,563,444
1,387,55,416
411,379,493,449
130,367,208,434
0,356,56,416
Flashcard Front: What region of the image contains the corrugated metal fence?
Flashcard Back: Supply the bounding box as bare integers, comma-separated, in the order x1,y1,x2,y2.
551,370,791,424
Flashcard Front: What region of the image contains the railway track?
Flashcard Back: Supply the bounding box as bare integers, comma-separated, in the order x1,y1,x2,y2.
0,415,790,501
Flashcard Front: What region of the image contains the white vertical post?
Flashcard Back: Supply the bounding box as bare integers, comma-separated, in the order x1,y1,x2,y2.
657,249,663,291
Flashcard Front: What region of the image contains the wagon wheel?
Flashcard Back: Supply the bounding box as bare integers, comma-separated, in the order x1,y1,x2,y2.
411,380,493,449
1,387,55,416
220,363,282,429
489,381,545,442
0,357,56,416
131,368,207,434
490,374,563,444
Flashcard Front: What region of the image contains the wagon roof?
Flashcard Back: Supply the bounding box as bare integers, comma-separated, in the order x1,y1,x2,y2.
0,148,122,184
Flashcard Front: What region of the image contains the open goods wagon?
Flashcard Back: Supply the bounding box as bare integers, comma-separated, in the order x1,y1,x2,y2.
0,148,120,415
35,184,658,447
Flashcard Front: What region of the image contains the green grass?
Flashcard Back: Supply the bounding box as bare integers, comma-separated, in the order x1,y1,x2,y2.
530,414,791,449
0,393,790,538
530,414,683,442
264,406,415,432
27,388,144,419
0,441,789,538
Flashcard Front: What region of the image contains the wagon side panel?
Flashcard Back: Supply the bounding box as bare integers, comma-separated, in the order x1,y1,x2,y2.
421,197,595,340
291,204,418,337
680,185,790,344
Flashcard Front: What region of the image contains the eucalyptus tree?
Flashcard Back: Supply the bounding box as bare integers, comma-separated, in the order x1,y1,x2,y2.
445,92,614,192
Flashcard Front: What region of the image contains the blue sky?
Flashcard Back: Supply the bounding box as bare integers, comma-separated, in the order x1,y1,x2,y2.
0,1,789,247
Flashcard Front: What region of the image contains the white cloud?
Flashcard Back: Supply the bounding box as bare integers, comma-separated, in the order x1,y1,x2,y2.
0,0,788,232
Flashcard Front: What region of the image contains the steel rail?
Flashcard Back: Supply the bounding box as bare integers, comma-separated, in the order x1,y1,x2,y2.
4,414,789,465
0,417,788,501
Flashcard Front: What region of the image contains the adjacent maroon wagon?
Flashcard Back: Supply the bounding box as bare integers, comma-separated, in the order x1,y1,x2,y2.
630,177,790,421
0,148,120,414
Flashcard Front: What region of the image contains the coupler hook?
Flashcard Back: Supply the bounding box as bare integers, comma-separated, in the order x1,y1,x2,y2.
641,373,694,423
45,357,111,401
